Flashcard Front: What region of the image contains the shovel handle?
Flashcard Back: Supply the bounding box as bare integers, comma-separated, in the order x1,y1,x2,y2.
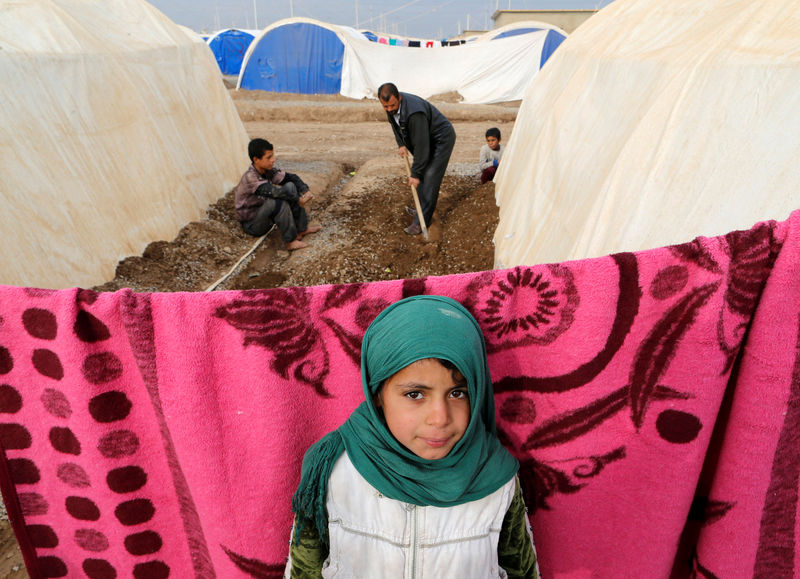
403,155,429,240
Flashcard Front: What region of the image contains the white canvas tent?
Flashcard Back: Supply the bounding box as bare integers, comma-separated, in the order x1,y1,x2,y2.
493,0,800,268
0,0,250,288
238,17,566,104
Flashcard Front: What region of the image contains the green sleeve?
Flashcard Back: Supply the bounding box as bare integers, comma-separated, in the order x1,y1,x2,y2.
498,477,541,579
286,518,328,579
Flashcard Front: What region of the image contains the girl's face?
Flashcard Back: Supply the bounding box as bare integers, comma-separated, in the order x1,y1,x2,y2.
376,358,470,460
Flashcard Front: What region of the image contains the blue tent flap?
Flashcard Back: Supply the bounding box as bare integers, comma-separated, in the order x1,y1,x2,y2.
491,27,566,69
209,29,255,75
540,29,566,68
494,27,542,40
240,23,343,94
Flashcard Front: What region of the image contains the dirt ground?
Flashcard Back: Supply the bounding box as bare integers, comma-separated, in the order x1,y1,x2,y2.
0,89,517,577
93,89,518,293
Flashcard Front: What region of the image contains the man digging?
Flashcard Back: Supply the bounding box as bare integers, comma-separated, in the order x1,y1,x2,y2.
378,83,456,236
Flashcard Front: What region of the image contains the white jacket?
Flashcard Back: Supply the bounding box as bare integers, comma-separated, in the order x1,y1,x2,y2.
315,452,517,578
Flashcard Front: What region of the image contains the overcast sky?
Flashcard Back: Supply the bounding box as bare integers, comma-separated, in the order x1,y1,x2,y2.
149,0,616,38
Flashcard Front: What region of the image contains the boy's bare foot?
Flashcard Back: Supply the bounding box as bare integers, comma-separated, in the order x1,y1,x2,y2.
286,239,309,251
298,224,321,239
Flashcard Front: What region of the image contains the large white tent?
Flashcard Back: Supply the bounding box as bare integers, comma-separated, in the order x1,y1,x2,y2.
493,0,800,268
0,0,249,288
238,17,566,104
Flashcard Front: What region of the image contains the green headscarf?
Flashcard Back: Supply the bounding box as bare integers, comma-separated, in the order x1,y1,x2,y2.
291,295,519,546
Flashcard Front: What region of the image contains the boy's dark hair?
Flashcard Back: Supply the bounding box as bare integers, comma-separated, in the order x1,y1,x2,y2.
248,138,273,162
378,82,399,102
485,127,501,140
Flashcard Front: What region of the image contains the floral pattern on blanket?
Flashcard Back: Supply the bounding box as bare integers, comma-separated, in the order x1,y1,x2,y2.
0,214,796,578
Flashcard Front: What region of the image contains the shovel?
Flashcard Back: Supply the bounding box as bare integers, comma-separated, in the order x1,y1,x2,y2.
403,155,429,240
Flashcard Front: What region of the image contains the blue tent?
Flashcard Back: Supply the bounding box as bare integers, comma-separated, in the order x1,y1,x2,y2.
208,29,256,75
239,21,343,94
237,18,569,103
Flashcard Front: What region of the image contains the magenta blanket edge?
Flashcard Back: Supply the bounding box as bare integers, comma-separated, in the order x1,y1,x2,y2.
0,210,798,578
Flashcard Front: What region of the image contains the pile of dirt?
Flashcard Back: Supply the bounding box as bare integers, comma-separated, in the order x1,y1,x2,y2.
93,172,498,293
90,90,513,294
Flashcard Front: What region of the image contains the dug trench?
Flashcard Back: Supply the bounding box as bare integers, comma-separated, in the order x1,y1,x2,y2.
91,89,517,292
93,158,499,293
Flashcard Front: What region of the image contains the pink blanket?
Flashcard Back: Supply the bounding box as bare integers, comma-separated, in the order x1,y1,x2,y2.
1,211,799,578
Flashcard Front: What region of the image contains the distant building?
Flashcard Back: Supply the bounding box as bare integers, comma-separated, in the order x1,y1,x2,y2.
491,9,597,33
449,29,487,41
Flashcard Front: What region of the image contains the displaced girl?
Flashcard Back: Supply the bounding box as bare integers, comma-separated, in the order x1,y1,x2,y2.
285,295,539,578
